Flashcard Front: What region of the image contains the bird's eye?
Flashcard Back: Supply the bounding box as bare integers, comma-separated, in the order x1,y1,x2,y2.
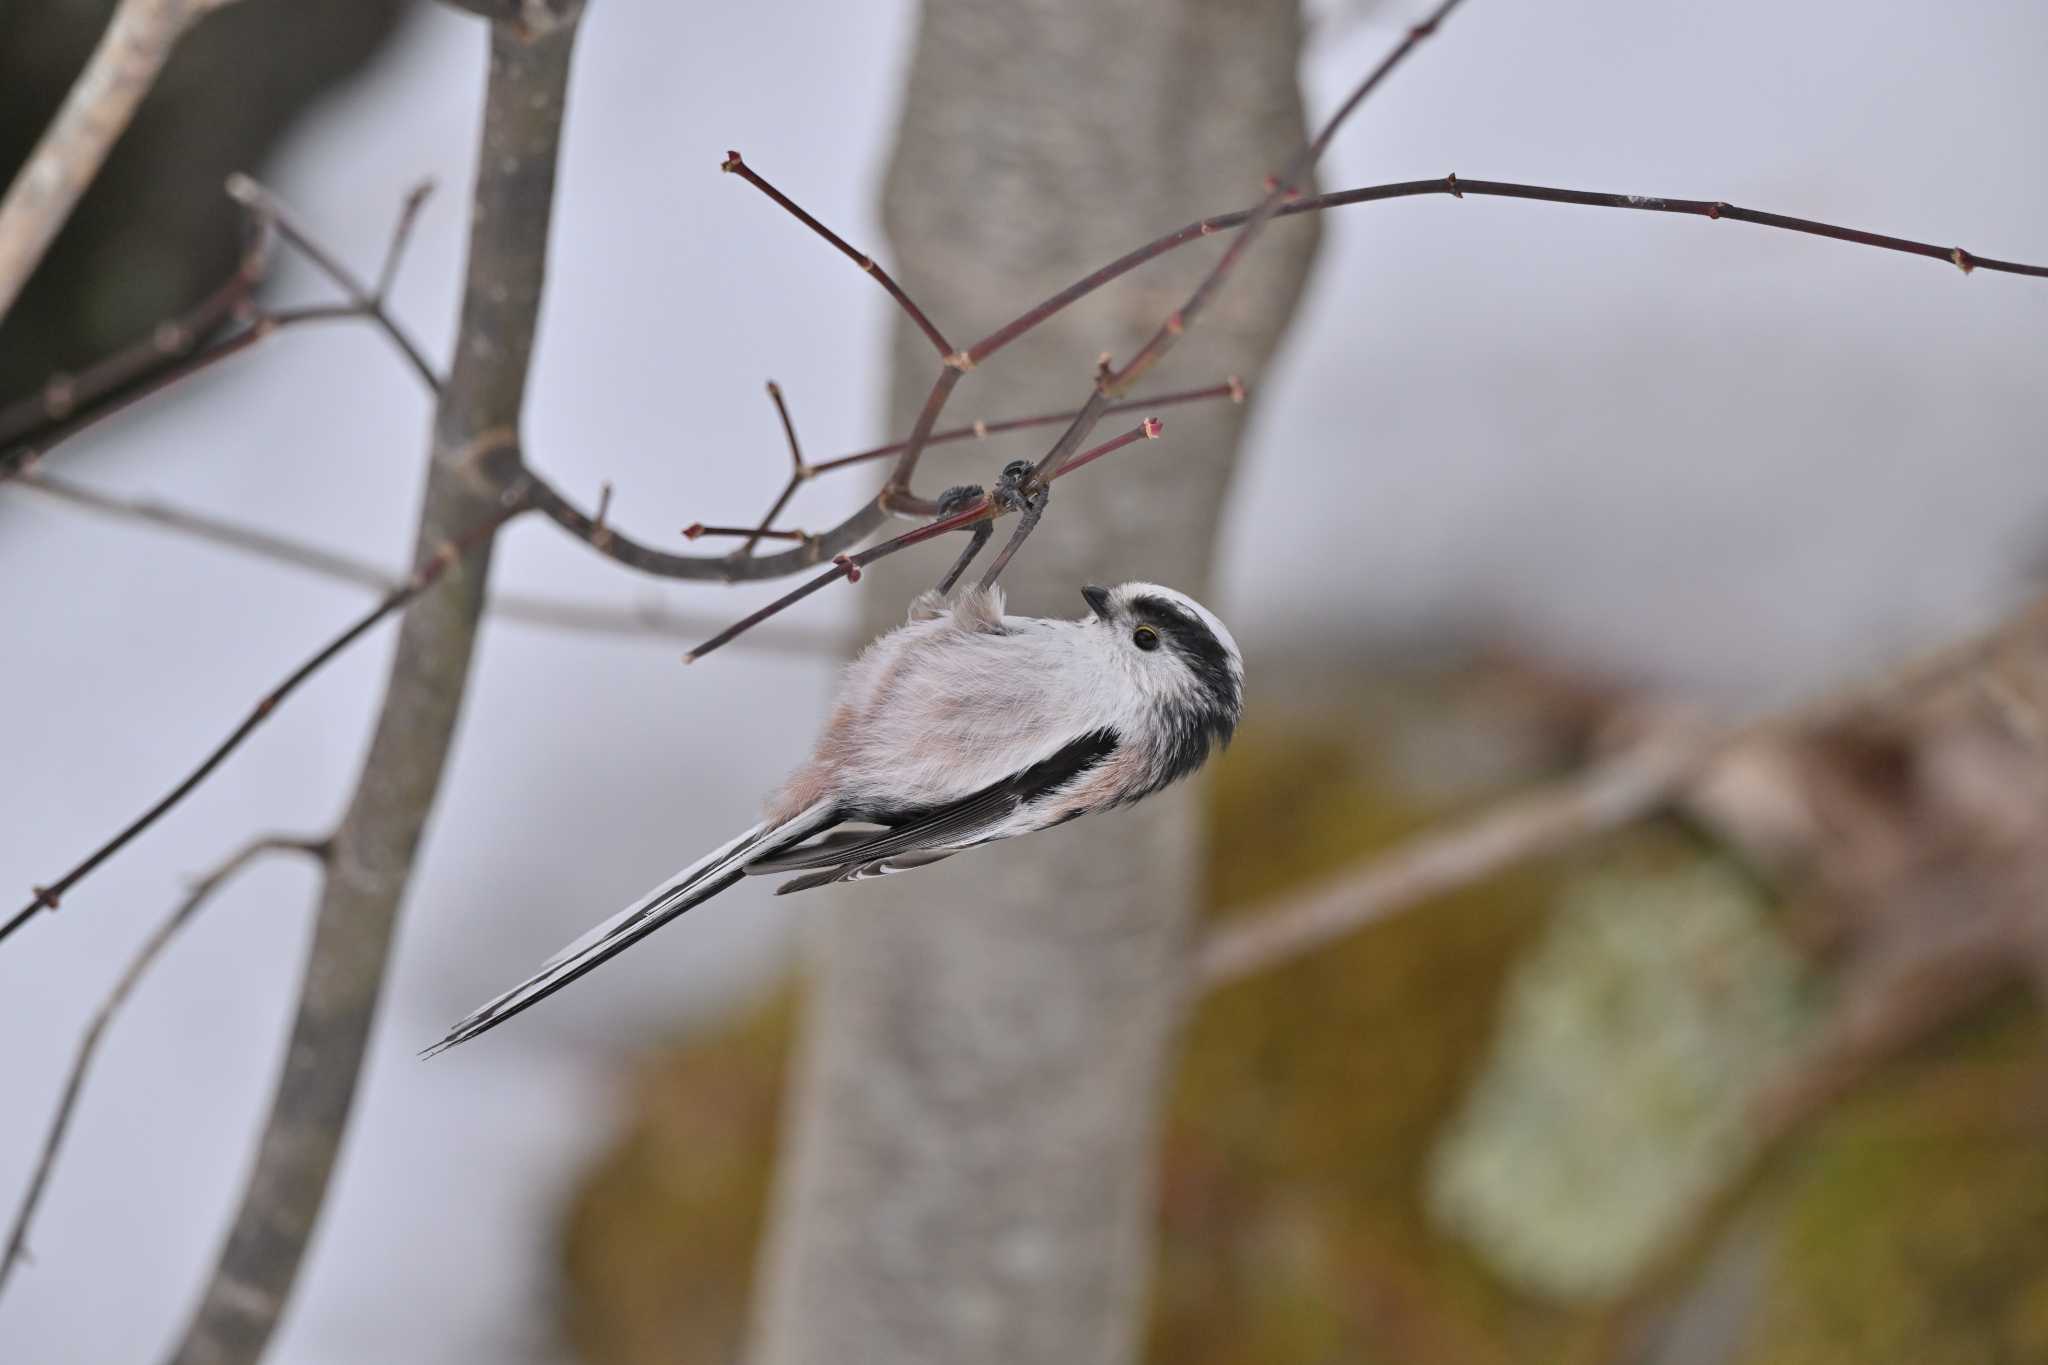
1133,626,1160,651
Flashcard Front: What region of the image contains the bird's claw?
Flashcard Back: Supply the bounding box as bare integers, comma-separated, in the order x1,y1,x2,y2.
936,482,984,517
991,459,1048,517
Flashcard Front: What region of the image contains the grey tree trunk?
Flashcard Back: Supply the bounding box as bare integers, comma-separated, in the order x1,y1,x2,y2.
749,3,1318,1362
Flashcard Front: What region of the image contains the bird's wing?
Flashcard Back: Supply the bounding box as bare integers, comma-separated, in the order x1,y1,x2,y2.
423,800,838,1055
770,849,957,895
745,727,1119,883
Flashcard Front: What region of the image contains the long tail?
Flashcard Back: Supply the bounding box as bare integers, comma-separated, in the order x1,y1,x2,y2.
422,802,834,1056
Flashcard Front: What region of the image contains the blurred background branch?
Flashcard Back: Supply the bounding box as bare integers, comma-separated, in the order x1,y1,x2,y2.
0,0,248,319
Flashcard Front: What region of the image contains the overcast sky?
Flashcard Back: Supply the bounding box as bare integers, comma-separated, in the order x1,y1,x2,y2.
2,1,2043,1359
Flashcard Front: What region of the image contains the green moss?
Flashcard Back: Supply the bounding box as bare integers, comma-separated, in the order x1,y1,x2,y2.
1149,714,1612,1365
1426,849,1814,1302
1749,996,2048,1365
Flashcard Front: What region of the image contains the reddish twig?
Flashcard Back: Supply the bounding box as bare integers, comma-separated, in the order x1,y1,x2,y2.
806,380,1242,475
1106,0,1468,397
723,149,953,357
0,466,529,946
725,379,813,555
684,420,1164,662
0,834,324,1298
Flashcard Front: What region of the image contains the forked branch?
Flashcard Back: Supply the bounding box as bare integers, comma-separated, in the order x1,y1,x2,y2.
0,835,324,1299
1,177,440,480
0,462,528,947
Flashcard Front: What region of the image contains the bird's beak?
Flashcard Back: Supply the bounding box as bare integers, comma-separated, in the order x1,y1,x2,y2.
1081,584,1112,620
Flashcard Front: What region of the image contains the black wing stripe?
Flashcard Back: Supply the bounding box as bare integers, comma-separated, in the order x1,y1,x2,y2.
751,727,1119,876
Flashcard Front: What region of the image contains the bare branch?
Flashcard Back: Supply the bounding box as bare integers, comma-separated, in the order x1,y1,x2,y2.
223,174,443,390
1104,0,1470,396
0,470,526,948
725,380,812,556
2,183,439,480
0,222,270,450
724,150,953,357
805,380,1242,476
0,836,324,1301
0,0,246,320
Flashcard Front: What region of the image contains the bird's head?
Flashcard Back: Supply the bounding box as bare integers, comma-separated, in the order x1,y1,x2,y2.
1081,581,1243,765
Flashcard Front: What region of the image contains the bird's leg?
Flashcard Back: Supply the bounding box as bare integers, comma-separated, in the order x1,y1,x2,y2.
931,482,993,596
976,460,1050,592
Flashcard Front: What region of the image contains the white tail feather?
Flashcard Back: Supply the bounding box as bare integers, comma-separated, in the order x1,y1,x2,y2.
423,802,834,1055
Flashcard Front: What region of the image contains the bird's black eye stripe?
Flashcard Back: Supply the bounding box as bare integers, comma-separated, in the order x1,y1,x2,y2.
1127,593,1240,719
1133,625,1160,651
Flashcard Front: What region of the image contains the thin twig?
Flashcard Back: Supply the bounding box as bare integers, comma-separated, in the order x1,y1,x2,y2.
723,150,953,357
224,174,442,390
0,477,529,947
1105,0,1468,397
374,180,436,300
729,380,812,556
0,220,271,449
971,174,2048,371
684,421,1163,662
0,835,323,1299
805,380,1242,475
2,181,440,480
0,0,245,319
686,522,809,544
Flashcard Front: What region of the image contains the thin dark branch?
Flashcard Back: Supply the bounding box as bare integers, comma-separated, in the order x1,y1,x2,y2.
526,475,872,581
0,219,271,449
0,835,324,1299
970,173,2048,372
723,149,953,357
0,471,529,947
686,522,809,543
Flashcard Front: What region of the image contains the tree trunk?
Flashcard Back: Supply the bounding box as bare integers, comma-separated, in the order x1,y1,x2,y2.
749,3,1318,1362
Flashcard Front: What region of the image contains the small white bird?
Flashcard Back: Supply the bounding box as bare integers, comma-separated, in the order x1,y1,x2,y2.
426,579,1243,1054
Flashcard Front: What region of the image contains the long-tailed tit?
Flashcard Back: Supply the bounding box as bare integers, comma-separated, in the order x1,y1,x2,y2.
426,579,1243,1054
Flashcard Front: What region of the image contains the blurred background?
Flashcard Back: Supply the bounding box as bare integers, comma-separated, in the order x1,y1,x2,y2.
2,1,2045,1361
